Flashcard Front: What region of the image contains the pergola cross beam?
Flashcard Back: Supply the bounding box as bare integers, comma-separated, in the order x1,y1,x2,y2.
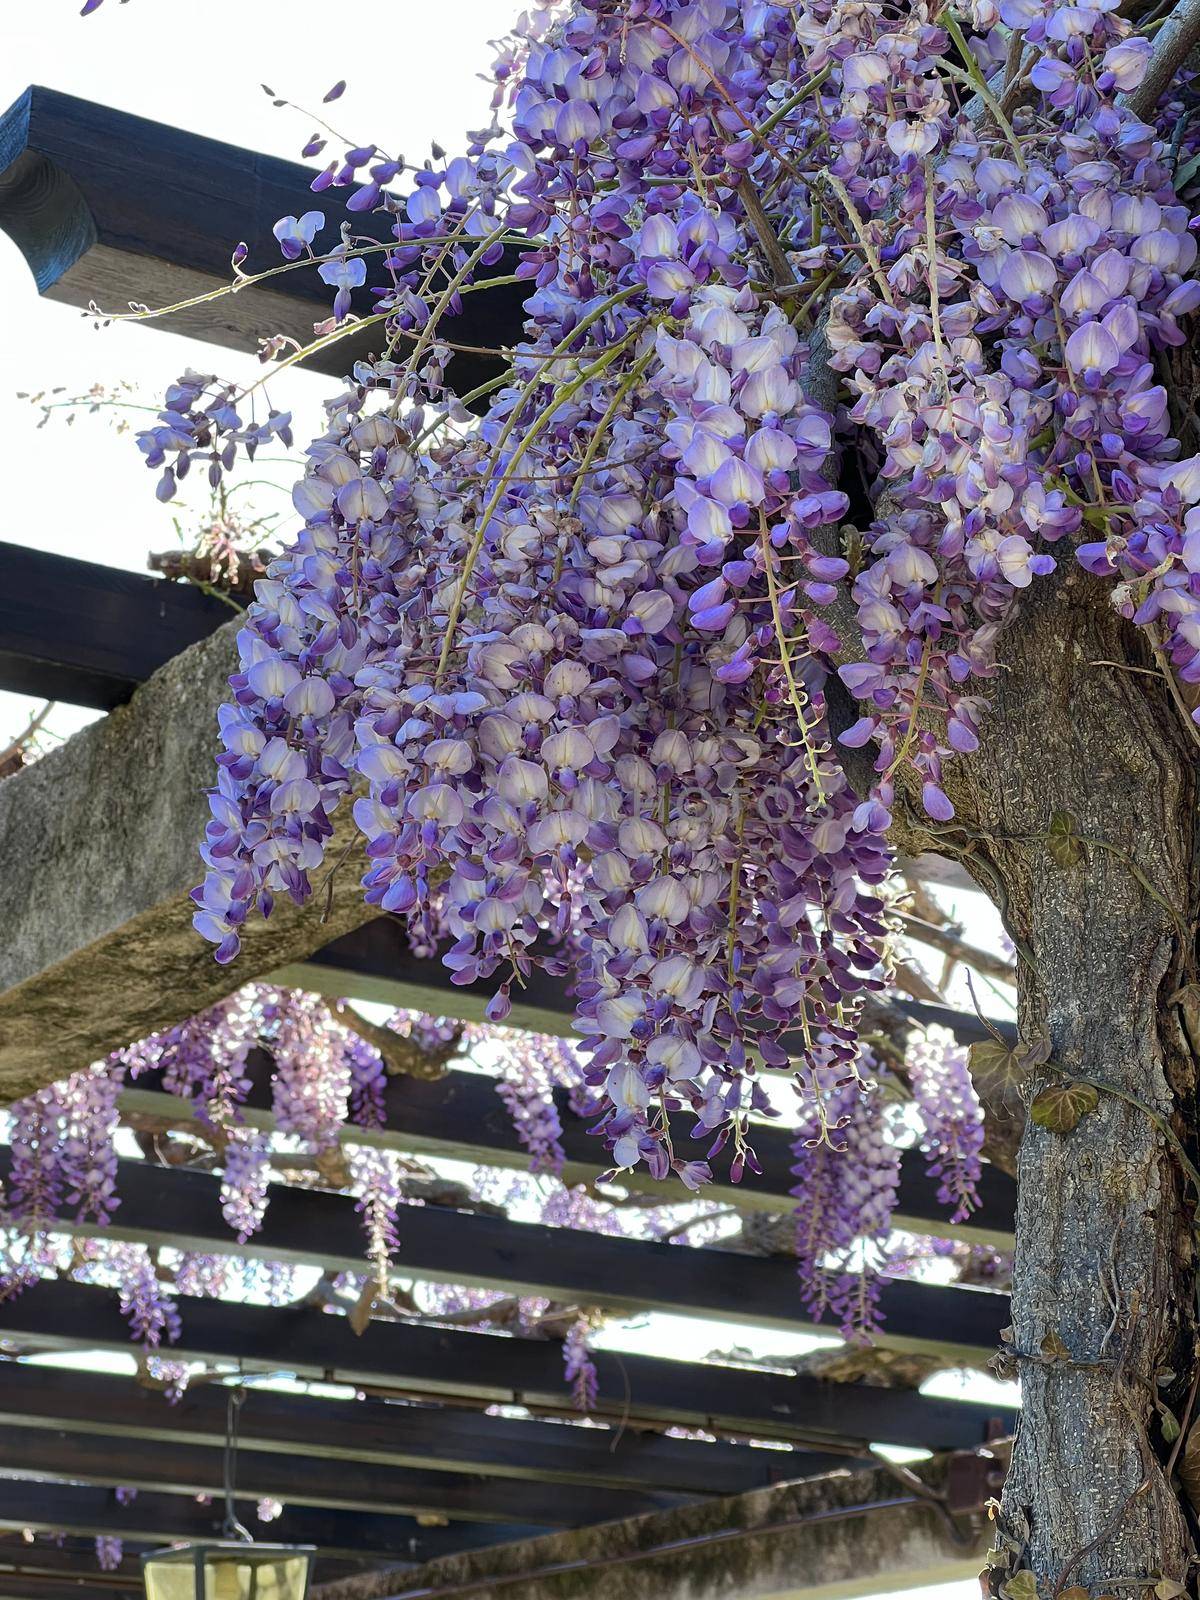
0,88,523,393
0,1361,854,1500
119,1068,1017,1248
0,1482,537,1564
0,1283,1015,1450
0,1154,1010,1362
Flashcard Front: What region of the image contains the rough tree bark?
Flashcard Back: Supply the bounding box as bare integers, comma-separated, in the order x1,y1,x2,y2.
916,567,1200,1590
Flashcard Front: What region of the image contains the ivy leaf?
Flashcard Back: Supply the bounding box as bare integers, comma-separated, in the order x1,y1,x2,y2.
1046,811,1083,869
1176,1424,1200,1514
969,1037,1050,1115
1040,1328,1070,1363
1157,1401,1181,1445
1030,1080,1099,1134
1156,1580,1187,1600
1002,1571,1041,1600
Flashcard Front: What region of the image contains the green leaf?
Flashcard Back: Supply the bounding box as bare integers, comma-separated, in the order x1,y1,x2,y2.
1158,1402,1181,1445
1002,1572,1041,1600
1030,1080,1099,1134
1046,811,1083,869
1156,1579,1187,1600
1174,150,1200,191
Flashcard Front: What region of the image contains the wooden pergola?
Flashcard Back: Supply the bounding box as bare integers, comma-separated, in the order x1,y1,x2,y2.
0,85,1014,1600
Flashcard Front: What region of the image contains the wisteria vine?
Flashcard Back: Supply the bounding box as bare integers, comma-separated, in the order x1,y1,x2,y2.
121,0,1200,1207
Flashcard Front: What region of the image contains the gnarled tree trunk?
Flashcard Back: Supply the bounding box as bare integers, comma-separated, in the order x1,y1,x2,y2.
923,568,1200,1590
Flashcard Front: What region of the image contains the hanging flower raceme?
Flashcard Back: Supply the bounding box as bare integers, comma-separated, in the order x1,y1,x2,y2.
789,1062,902,1339
94,1537,123,1573
906,1029,985,1223
220,1132,271,1242
348,1145,407,1289
128,0,1197,1202
563,1315,600,1412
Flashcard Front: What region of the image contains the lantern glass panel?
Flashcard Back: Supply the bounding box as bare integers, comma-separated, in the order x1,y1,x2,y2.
143,1543,314,1600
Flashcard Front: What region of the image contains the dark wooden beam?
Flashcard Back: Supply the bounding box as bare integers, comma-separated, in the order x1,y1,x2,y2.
0,1541,363,1592
0,1362,850,1500
123,1059,1016,1247
0,1574,139,1600
0,88,524,390
0,543,237,712
0,1482,539,1563
0,1578,138,1600
0,1547,146,1589
0,1155,1009,1361
279,915,1014,1044
0,1423,687,1529
0,1285,1015,1451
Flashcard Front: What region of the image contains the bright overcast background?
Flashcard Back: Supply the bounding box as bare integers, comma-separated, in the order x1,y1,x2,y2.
0,10,1006,1598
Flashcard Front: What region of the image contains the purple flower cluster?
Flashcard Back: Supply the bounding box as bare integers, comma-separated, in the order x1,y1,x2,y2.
59,1070,120,1225
493,1031,571,1173
76,1241,181,1347
790,1064,901,1338
562,1315,600,1412
140,15,1200,1190
906,1031,985,1222
348,1146,406,1285
219,1132,271,1243
805,0,1200,805
347,1034,388,1128
117,989,257,1127
264,990,352,1150
94,1538,123,1573
137,371,292,506
126,0,1200,1284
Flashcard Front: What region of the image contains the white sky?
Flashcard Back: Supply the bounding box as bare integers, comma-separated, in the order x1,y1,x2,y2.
0,11,1006,1597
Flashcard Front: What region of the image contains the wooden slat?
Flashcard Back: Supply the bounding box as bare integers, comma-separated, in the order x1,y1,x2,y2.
0,1578,138,1600
120,1063,1017,1249
0,543,237,711
0,87,524,391
279,918,1013,1045
0,1423,688,1529
0,1548,146,1588
0,1482,537,1563
0,1156,1008,1362
0,1362,849,1499
0,1284,1015,1449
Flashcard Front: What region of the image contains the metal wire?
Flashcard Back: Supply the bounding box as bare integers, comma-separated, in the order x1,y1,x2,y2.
222,1386,253,1543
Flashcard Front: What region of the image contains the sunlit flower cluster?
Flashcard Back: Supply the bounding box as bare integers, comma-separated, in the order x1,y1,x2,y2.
131,2,1196,1225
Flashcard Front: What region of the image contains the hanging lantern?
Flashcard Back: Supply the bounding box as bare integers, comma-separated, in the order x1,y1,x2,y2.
141,1542,315,1600
142,1390,313,1600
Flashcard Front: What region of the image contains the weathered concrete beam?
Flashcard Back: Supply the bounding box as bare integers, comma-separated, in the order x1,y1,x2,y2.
311,1451,998,1600
0,617,376,1101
